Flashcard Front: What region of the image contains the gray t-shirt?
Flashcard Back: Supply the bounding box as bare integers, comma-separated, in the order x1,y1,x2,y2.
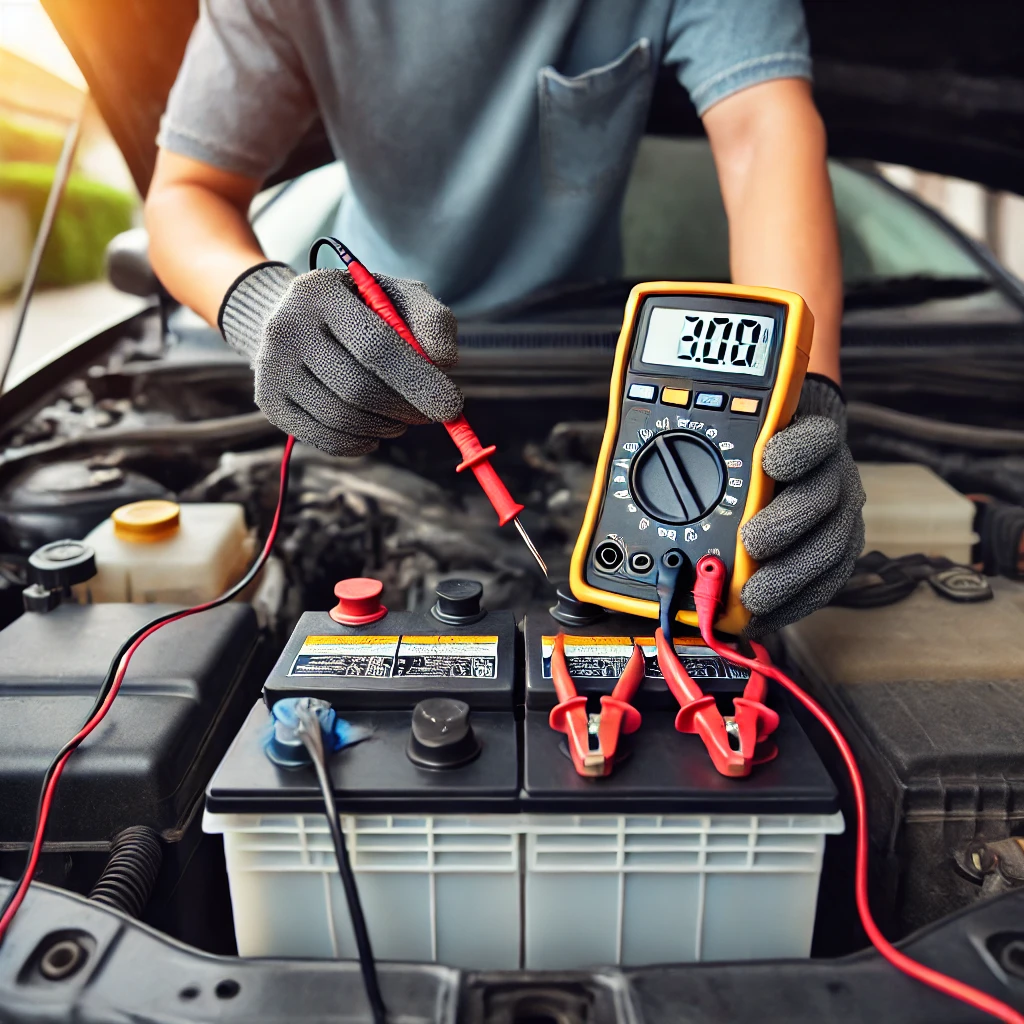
160,0,811,316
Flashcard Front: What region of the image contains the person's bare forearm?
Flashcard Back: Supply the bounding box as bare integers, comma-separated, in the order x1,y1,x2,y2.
704,79,842,383
144,150,267,327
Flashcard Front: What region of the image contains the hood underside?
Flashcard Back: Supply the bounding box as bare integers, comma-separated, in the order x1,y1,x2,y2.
41,0,1024,196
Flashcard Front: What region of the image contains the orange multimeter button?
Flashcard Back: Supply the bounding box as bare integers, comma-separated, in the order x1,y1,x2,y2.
661,387,691,408
730,397,761,415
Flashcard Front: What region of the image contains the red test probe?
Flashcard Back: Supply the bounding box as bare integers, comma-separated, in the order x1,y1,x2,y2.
309,237,548,578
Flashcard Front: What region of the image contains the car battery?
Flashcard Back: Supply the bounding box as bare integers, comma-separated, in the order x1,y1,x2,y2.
205,579,841,970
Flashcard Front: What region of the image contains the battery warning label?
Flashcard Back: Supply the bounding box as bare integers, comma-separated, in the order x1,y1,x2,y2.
540,635,748,682
289,635,499,678
290,635,399,677
394,636,498,678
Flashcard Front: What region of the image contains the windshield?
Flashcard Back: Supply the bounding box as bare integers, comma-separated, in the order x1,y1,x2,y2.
621,138,990,287
252,137,995,320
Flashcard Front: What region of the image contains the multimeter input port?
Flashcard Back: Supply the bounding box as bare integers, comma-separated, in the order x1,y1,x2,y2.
628,551,655,575
594,541,624,573
662,550,684,570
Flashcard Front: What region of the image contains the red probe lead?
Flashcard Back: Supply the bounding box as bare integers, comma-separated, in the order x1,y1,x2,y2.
310,237,548,578
690,555,1024,1024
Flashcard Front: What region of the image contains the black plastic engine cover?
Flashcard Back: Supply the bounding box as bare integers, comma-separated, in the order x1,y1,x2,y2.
0,602,262,845
782,577,1024,937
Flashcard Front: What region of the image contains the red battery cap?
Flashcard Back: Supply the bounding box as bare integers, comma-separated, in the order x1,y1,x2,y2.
330,577,388,625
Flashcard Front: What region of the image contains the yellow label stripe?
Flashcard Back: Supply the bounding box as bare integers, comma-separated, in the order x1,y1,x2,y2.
400,636,498,645
302,635,399,645
541,635,632,646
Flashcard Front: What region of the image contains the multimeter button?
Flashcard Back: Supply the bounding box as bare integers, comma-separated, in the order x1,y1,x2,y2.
661,387,691,408
628,383,657,401
730,396,761,415
695,392,726,410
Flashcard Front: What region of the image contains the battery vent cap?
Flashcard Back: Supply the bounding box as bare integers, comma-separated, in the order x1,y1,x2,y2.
407,698,481,769
432,578,485,625
330,577,388,625
550,585,604,627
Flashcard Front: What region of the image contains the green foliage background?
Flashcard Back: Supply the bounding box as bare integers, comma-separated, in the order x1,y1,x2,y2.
0,118,136,294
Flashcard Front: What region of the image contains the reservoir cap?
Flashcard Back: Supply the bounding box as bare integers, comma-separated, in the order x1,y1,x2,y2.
112,500,180,542
27,539,96,590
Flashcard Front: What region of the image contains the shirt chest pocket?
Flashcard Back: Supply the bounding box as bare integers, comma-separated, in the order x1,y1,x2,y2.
538,38,654,198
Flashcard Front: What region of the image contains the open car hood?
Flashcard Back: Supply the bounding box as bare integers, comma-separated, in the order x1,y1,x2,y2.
42,0,1024,196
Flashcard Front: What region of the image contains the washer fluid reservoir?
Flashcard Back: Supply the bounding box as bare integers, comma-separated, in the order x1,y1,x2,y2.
77,500,253,604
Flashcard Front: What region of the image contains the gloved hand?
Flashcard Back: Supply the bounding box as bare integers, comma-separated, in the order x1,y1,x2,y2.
739,375,866,637
219,261,462,456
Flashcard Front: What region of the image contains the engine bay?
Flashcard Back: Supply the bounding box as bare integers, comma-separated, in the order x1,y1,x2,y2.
3,305,1024,1020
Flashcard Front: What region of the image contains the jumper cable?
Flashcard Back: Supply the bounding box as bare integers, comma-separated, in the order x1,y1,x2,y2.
548,633,644,777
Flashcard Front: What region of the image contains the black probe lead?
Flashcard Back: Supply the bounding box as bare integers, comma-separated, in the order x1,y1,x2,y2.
293,706,387,1024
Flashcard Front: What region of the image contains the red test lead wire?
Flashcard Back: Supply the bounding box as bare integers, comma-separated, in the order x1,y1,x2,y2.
690,554,1024,1024
308,236,548,578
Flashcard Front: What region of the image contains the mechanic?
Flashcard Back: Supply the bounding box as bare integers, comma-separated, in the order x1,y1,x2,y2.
144,0,864,636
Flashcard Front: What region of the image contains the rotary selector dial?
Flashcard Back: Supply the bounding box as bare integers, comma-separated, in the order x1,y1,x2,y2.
628,430,726,525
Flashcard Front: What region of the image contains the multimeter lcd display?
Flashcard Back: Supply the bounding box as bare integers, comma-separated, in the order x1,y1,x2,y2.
641,307,775,377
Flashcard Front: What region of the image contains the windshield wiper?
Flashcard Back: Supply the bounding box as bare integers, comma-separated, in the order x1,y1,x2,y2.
843,275,994,310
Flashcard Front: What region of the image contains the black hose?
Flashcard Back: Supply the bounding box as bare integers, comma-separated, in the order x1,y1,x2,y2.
848,402,1024,450
89,826,163,918
294,706,387,1024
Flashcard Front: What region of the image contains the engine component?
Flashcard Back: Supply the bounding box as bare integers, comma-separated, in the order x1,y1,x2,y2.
784,576,1024,938
858,462,977,564
0,460,171,554
22,539,96,613
0,600,263,949
78,501,253,605
833,551,991,609
0,601,261,842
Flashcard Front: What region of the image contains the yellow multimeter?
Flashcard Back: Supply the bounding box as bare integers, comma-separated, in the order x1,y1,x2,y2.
570,282,814,634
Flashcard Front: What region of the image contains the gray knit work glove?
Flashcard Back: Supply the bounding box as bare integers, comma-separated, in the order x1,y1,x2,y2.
739,376,866,637
219,262,463,456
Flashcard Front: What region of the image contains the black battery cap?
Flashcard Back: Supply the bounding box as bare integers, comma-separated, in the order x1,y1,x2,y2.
431,578,485,625
550,584,604,627
407,698,481,769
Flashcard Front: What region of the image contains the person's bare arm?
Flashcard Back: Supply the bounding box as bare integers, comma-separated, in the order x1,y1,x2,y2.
144,149,268,326
703,78,842,383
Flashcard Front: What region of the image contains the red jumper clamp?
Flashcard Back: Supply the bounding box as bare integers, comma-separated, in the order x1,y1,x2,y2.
656,631,779,778
548,634,645,778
